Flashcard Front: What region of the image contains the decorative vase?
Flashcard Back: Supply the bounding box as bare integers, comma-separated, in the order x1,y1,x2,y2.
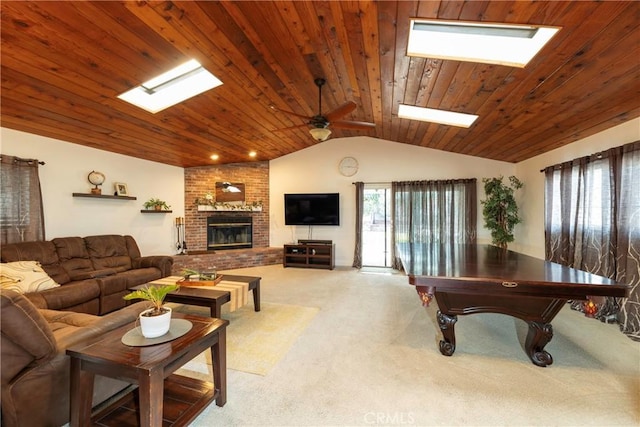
139,306,172,338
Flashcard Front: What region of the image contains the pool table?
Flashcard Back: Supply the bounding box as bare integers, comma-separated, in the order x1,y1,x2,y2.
397,243,629,367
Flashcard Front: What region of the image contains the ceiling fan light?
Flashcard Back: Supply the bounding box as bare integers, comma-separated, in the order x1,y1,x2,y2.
309,127,332,142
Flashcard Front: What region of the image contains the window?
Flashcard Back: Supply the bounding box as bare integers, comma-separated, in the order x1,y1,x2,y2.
0,155,45,243
543,141,640,339
390,179,477,270
118,59,223,113
407,19,560,67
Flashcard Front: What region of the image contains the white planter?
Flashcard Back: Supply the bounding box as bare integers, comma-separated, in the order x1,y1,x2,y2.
139,306,172,338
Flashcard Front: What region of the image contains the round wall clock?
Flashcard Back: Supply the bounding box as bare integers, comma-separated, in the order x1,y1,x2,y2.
338,157,359,177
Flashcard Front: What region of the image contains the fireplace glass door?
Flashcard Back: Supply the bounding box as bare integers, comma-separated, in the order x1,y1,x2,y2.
207,216,252,250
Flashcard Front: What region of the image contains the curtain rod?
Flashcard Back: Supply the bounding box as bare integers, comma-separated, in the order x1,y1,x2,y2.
0,155,45,165
539,153,603,173
537,142,632,173
351,181,389,185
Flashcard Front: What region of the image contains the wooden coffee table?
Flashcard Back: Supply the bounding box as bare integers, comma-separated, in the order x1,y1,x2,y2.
67,313,228,427
136,274,262,318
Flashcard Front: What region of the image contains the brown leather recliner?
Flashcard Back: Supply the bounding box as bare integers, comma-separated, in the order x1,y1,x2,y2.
1,289,149,427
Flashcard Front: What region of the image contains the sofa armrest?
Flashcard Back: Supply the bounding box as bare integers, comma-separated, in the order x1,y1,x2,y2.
68,268,117,280
1,290,57,384
132,255,173,277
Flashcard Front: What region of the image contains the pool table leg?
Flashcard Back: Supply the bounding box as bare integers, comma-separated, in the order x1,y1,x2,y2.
525,321,554,367
437,310,458,356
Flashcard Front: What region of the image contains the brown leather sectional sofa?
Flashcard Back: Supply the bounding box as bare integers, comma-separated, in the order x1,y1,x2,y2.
1,234,173,315
1,289,149,427
0,234,175,426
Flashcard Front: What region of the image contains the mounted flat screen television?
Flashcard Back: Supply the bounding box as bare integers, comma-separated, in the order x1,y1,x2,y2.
284,193,340,226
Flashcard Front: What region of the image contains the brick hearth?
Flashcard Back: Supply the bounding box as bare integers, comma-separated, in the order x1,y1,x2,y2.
171,247,283,275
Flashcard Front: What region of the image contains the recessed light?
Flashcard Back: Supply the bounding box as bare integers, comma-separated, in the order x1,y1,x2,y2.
248,151,257,158
210,154,219,161
118,59,223,113
398,104,478,128
407,19,560,67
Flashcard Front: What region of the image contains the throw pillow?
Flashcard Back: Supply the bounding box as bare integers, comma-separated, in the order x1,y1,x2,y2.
0,261,60,294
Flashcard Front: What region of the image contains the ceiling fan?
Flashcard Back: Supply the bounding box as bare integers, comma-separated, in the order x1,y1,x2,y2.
273,78,375,142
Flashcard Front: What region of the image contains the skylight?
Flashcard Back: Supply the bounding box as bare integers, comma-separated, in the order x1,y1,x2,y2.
118,59,222,113
398,105,478,128
407,19,560,67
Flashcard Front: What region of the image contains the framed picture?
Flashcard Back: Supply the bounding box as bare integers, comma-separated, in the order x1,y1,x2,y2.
114,182,129,196
215,181,245,203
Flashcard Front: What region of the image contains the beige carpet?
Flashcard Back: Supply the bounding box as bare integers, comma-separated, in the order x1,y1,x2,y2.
175,265,639,427
171,301,319,376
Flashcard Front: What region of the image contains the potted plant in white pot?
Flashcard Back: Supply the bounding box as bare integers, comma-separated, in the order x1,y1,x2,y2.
123,284,180,338
481,175,524,249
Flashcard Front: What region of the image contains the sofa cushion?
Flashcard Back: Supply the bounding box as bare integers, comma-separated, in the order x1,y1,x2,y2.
124,235,142,259
96,274,129,314
27,280,101,314
40,303,144,348
0,261,60,294
118,268,164,288
52,237,97,280
0,241,71,284
84,235,133,272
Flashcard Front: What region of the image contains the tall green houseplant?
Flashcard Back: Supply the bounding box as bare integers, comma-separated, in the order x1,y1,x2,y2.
481,176,523,249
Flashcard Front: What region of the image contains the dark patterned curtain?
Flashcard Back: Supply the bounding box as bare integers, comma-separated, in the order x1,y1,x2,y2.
390,179,477,270
0,155,46,244
352,182,364,268
544,140,640,340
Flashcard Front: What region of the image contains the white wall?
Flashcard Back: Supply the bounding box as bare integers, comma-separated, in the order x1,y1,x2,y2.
5,117,637,264
514,118,640,259
1,128,185,255
269,137,516,266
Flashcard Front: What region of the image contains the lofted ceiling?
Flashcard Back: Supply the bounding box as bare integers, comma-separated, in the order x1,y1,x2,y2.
1,1,639,168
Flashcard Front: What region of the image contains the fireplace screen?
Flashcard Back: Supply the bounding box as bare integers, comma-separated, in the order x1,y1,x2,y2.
207,216,252,250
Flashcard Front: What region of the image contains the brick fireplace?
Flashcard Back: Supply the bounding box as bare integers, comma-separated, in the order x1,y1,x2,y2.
184,162,269,251
173,161,282,274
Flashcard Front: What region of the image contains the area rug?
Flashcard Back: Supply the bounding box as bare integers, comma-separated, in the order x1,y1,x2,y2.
170,302,319,376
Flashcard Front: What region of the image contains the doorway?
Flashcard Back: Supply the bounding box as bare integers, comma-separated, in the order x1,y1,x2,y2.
362,185,392,267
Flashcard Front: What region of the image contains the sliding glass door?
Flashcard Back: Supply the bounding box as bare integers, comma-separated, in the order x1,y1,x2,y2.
362,185,391,267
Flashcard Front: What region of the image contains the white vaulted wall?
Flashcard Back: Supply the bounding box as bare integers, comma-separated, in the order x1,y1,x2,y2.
269,137,515,265
3,116,638,265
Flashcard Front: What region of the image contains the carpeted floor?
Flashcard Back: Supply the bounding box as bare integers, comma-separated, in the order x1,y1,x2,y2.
172,302,319,376
176,264,639,427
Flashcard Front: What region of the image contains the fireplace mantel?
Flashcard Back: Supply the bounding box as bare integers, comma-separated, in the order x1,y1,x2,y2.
197,205,263,212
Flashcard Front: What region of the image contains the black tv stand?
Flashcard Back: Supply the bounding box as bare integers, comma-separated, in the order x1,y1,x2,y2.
297,239,333,245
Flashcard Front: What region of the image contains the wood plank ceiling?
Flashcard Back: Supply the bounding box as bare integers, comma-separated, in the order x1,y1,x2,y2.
1,1,639,168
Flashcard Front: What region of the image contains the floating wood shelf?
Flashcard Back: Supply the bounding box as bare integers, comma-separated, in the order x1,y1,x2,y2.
72,193,137,200
140,210,173,213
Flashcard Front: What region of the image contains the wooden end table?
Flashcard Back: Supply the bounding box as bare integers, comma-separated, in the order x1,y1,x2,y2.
67,313,228,427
